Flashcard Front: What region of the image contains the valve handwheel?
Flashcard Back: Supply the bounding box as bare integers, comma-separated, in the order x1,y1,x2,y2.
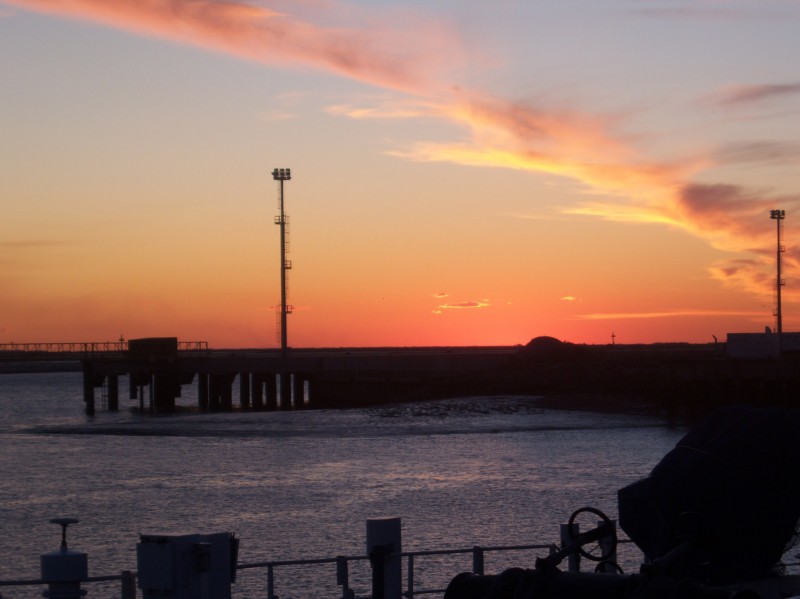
567,507,617,561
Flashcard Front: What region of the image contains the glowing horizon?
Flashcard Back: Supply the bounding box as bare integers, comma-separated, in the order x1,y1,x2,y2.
1,0,798,348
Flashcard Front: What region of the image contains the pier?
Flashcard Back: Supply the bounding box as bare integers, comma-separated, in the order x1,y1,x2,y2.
3,336,800,417
76,338,517,415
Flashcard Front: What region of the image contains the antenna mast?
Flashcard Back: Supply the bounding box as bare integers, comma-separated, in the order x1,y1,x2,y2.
770,209,786,337
273,168,292,356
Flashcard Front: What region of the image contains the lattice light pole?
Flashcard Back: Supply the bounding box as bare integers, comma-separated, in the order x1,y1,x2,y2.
770,209,786,336
273,168,292,355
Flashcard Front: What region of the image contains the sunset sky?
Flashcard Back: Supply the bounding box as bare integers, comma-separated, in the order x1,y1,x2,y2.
1,0,799,348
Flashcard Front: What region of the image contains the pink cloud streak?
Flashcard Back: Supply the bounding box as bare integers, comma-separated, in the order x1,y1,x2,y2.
4,0,459,92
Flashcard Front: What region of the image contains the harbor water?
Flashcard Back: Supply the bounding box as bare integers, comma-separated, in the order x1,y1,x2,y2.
0,371,687,598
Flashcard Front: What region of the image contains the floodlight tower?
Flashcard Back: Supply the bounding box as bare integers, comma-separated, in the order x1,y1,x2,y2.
273,167,292,356
770,209,786,336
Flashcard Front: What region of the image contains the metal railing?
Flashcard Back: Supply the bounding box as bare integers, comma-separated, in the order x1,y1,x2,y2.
0,541,596,599
0,570,136,598
0,341,209,357
3,536,794,598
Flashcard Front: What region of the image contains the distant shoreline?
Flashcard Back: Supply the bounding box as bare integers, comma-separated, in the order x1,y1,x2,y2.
0,361,81,374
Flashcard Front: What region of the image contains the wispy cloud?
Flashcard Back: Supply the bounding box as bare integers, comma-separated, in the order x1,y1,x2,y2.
4,0,463,92
387,92,697,213
326,100,437,120
432,299,490,314
707,83,800,108
714,141,800,166
627,7,750,20
673,183,800,251
442,301,488,309
578,309,765,321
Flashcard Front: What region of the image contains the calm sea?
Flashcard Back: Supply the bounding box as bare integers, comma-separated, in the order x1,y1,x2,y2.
0,371,686,598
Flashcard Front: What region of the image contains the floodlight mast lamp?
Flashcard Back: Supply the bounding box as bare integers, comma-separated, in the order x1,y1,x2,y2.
770,209,786,337
273,168,291,356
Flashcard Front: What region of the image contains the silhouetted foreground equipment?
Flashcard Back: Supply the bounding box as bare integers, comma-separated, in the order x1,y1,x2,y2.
443,566,758,599
618,406,800,584
444,407,800,599
443,506,761,599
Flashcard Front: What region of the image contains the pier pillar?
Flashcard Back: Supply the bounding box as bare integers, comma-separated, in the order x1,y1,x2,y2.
148,374,154,412
304,376,315,408
251,374,264,409
279,373,292,409
239,371,250,409
209,373,235,411
82,361,95,416
221,374,234,410
209,375,220,410
265,374,277,410
128,372,149,412
293,374,306,409
198,372,209,410
107,374,119,411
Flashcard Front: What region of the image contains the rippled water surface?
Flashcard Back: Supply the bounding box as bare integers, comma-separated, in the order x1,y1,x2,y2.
0,372,686,598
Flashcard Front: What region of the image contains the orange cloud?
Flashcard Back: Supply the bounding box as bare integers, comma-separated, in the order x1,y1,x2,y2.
331,89,796,300
326,100,438,120
388,101,694,229
432,299,490,314
4,0,461,92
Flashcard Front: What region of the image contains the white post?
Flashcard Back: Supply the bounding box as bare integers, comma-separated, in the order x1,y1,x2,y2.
367,517,402,599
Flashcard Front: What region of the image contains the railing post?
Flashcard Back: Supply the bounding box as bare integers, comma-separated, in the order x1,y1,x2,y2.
560,522,580,572
597,519,618,573
267,564,275,599
367,517,401,599
337,556,354,599
406,554,414,599
121,570,136,599
472,546,484,575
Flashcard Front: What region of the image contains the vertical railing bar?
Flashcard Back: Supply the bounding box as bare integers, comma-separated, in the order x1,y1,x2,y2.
472,546,484,575
406,554,414,599
120,570,136,599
